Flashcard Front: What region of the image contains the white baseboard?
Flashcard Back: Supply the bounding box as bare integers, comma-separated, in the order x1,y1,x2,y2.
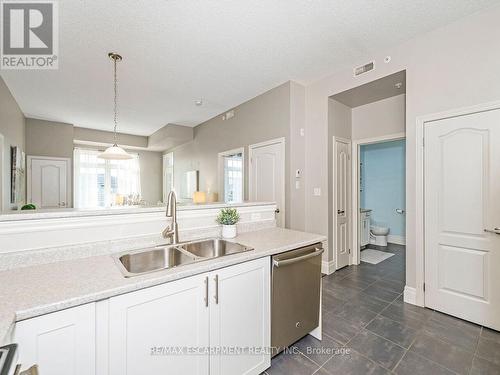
321,260,335,275
403,286,417,305
388,235,406,245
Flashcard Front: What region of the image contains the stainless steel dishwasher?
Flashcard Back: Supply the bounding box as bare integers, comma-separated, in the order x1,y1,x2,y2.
271,243,324,354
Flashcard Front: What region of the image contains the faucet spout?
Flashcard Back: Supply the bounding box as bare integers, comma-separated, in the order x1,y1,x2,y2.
163,191,179,244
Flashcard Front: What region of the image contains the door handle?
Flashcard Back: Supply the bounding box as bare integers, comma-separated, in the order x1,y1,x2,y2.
204,276,208,307
273,248,324,268
214,274,219,304
337,210,345,215
484,228,500,235
275,208,280,214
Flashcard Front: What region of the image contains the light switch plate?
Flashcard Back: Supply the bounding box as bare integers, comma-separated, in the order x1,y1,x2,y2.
313,188,321,196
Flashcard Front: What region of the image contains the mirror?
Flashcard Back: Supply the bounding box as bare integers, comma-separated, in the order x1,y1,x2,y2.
0,70,288,218
0,114,252,215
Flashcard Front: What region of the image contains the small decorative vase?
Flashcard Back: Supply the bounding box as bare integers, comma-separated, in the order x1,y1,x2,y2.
222,224,237,239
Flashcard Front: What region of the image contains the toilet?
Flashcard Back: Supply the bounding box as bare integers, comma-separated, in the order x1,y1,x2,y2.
370,225,390,247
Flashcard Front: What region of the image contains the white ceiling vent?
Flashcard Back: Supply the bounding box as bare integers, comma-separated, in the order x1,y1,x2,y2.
353,61,375,77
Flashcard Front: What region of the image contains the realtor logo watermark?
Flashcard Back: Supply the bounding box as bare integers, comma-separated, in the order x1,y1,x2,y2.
1,0,58,69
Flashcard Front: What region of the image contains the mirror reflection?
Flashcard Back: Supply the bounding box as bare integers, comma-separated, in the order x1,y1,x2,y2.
0,56,289,217
0,118,250,212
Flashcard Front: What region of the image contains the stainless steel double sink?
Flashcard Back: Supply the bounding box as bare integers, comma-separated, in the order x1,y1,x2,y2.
114,239,253,277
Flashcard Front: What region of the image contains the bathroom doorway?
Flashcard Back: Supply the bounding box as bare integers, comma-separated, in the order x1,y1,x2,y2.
353,134,406,273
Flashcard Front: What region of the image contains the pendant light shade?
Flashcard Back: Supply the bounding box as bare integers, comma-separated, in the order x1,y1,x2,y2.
99,144,133,160
98,52,132,160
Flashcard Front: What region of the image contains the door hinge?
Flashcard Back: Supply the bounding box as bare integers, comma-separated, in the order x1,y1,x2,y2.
348,248,351,254
422,137,425,148
423,283,426,292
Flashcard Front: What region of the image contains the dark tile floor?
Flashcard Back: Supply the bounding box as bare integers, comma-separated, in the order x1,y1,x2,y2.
264,244,500,375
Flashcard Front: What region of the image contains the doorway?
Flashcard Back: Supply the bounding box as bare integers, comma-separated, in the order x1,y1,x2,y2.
333,137,351,270
353,135,406,271
249,138,285,227
421,104,500,331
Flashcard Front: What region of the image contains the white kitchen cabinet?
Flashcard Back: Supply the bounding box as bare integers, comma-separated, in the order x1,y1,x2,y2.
13,257,271,375
107,256,270,375
209,257,270,375
360,211,371,247
108,273,210,375
14,303,96,375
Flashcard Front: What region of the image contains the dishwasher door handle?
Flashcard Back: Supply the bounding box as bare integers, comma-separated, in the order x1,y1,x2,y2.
273,248,324,268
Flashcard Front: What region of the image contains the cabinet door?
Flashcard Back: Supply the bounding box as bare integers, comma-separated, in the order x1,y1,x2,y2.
108,273,209,375
14,303,96,375
209,257,271,375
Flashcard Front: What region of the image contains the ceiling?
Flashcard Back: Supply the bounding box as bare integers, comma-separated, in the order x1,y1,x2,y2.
1,0,498,136
332,70,406,108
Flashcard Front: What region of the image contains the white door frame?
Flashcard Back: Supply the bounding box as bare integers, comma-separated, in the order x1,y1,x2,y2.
351,133,406,266
249,137,286,224
27,155,72,207
332,136,352,269
218,147,245,203
414,100,500,307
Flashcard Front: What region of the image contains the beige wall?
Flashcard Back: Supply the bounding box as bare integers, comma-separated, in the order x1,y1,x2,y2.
0,76,25,210
137,149,163,205
288,81,306,230
305,5,500,288
26,118,74,158
168,81,306,229
351,94,406,140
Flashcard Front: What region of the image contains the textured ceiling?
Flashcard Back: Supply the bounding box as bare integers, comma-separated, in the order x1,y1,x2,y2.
1,0,498,135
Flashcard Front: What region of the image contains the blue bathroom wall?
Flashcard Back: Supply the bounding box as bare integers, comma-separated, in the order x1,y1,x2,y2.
360,140,406,237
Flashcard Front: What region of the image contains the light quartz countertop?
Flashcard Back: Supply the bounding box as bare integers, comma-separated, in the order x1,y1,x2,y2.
0,227,325,344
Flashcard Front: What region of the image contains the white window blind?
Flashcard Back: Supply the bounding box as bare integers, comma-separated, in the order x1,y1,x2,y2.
74,148,141,208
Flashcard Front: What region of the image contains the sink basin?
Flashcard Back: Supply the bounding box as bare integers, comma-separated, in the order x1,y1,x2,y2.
116,246,197,277
180,238,253,258
115,239,253,277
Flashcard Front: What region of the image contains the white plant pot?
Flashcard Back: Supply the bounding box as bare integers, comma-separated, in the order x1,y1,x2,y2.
221,224,237,239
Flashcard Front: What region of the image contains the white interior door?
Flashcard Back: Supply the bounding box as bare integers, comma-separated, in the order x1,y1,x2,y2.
28,156,70,208
249,139,285,227
425,108,500,330
335,138,351,269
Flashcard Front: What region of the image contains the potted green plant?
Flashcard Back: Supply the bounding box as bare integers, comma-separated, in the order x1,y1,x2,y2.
216,208,240,239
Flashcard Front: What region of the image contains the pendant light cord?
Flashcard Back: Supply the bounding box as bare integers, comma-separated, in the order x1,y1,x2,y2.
113,56,118,145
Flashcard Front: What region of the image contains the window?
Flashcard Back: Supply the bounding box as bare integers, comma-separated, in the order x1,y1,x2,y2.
219,150,243,203
74,148,141,208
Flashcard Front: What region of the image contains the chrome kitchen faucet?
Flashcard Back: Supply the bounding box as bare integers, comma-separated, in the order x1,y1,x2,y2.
162,191,179,245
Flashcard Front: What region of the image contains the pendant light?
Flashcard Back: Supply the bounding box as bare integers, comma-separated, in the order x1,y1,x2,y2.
98,52,132,160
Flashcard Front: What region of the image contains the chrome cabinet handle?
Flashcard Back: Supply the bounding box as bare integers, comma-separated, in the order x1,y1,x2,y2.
204,276,209,307
484,228,500,234
214,274,219,304
273,248,324,268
